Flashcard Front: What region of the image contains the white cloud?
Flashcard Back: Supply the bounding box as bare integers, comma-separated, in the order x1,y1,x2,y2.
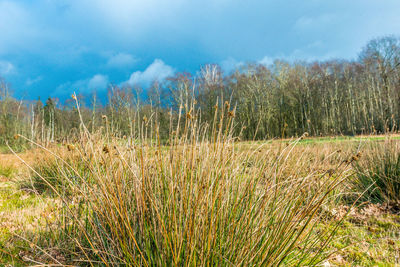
125,59,174,86
220,57,244,73
26,76,43,86
0,60,16,75
294,14,336,32
258,56,274,66
3,0,400,98
54,74,109,96
88,74,109,90
107,53,137,68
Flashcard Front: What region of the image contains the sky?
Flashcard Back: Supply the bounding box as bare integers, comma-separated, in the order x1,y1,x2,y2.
0,0,400,101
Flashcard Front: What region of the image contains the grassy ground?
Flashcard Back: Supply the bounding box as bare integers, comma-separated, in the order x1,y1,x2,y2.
0,136,399,266
326,205,400,266
0,152,61,266
243,133,400,145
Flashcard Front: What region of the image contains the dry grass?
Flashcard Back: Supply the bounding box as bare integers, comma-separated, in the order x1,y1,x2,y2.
1,137,400,265
5,99,356,266
353,139,400,204
1,101,399,266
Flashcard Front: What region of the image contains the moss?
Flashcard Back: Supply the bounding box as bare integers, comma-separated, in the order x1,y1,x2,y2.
327,213,400,265
0,190,39,211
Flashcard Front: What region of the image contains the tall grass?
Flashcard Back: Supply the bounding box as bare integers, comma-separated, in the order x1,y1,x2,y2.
20,98,351,266
353,139,400,204
20,152,90,195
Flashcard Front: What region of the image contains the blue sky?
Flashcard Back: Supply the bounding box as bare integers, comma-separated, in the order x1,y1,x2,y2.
0,0,400,101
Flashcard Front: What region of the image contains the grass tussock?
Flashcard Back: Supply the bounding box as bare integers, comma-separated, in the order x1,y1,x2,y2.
353,139,400,205
21,152,91,195
18,101,356,266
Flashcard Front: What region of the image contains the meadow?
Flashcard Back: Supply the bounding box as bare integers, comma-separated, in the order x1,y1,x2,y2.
0,104,399,266
1,36,400,265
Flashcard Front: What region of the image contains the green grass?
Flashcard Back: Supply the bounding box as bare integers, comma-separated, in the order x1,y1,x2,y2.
9,181,398,266
15,106,356,266
1,133,400,265
0,181,61,266
0,165,14,178
0,183,39,211
20,155,90,195
0,145,10,154
297,135,400,144
0,182,34,266
241,134,400,146
0,143,27,154
24,139,346,265
353,139,400,203
327,212,400,266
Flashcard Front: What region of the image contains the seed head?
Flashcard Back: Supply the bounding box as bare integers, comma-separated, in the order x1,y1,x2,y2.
350,152,362,162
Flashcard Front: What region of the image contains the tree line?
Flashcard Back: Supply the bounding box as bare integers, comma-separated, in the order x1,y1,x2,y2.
1,36,399,147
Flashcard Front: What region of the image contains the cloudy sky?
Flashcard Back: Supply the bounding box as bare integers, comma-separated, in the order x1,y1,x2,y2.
0,0,400,100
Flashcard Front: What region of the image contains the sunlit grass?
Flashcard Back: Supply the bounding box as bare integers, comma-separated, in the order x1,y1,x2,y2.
1,101,399,265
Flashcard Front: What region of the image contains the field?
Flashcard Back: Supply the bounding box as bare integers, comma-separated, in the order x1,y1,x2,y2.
1,1,400,266
0,131,399,266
